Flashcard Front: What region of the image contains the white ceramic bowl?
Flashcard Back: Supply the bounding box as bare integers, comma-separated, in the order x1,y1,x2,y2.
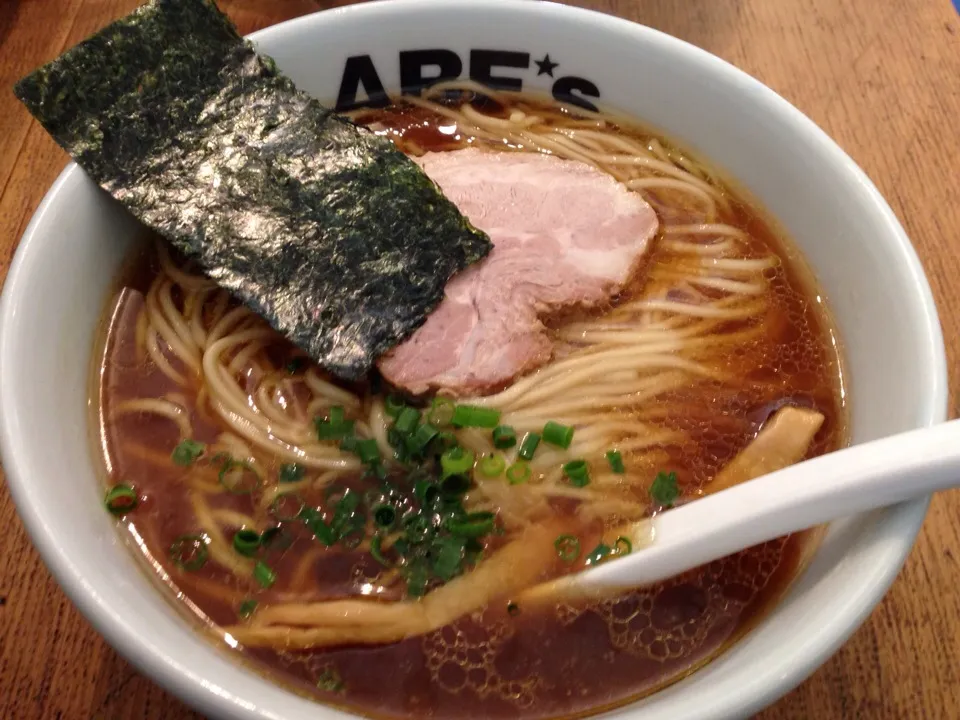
0,1,947,719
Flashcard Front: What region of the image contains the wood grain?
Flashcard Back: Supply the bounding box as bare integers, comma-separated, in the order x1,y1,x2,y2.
1,1,958,718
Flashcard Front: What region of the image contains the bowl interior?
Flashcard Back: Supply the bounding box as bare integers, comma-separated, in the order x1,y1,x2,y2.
0,2,946,720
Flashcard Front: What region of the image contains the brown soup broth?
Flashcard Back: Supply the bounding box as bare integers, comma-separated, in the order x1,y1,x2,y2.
93,94,847,719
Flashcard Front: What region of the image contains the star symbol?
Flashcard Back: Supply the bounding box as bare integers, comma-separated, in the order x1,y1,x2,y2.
535,54,559,77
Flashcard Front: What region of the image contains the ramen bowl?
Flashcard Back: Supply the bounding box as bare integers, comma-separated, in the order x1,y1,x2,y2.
0,1,947,718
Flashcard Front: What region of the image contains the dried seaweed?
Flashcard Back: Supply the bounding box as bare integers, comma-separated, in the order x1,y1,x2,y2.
14,0,491,379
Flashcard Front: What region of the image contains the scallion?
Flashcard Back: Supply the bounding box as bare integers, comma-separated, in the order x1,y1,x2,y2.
403,514,433,544
218,459,262,494
315,406,355,440
260,525,292,550
373,503,397,529
492,425,517,449
478,454,506,477
440,473,471,497
270,491,304,521
505,461,531,485
614,536,633,556
414,478,440,507
355,438,381,465
405,562,429,597
586,543,612,566
606,450,626,474
428,397,456,427
170,534,209,571
562,459,590,487
232,528,261,557
394,406,421,435
171,439,205,466
104,484,138,515
254,560,276,588
451,404,501,429
407,422,439,454
440,447,474,476
316,668,345,693
279,462,305,483
542,421,574,449
384,394,406,418
446,511,496,538
554,534,580,563
650,470,680,507
238,598,258,618
431,536,466,581
517,432,541,461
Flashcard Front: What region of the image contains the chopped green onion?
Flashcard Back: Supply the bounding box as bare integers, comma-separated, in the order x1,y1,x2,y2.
384,394,406,418
171,439,205,466
316,667,345,693
170,534,208,571
332,490,362,532
403,514,434,544
270,492,304,521
284,357,306,374
279,462,305,483
232,528,261,557
440,447,475,476
238,598,258,618
517,432,541,461
104,484,138,515
431,536,466,581
478,454,506,477
542,421,574,449
562,459,590,487
373,503,397,529
394,406,421,434
414,478,440,507
505,461,531,485
253,560,276,588
260,525,293,550
614,536,633,556
440,473,471,497
586,543,613,566
606,450,626,474
554,534,580,563
492,425,517,449
309,516,337,547
370,534,391,566
315,406,355,440
218,459,262,494
339,435,358,453
428,397,456,427
451,404,501,429
650,470,680,507
407,422,439,454
355,438,381,465
446,511,496,538
405,562,429,597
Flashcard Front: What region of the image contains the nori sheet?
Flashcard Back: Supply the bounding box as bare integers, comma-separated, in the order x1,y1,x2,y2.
14,0,491,380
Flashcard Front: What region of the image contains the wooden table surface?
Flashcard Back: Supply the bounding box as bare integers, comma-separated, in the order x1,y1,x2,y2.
2,1,959,718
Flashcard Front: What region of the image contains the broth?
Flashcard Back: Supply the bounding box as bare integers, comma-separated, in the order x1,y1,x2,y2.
93,88,846,719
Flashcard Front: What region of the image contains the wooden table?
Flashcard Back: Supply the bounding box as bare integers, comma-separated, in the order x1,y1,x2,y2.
1,1,958,717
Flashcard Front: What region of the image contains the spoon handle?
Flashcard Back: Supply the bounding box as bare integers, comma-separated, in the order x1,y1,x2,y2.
583,419,960,589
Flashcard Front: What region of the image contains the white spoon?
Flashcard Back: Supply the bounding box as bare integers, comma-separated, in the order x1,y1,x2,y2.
575,418,960,592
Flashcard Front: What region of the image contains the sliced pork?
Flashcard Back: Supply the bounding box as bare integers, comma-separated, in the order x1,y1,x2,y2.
378,149,659,396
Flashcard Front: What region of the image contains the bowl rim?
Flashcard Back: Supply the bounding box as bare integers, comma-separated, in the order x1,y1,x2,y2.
0,1,948,719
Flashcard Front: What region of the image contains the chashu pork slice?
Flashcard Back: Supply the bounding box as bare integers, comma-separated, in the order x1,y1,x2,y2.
378,148,659,396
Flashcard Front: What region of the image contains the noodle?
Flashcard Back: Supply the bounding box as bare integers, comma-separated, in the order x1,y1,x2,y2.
96,84,844,711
